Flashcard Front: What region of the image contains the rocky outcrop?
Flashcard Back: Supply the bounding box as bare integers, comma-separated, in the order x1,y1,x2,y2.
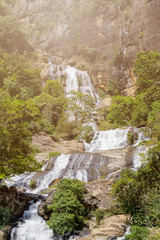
84,172,120,210
0,225,12,240
32,132,84,163
38,170,119,219
79,215,128,240
11,0,160,95
0,186,44,220
0,186,28,220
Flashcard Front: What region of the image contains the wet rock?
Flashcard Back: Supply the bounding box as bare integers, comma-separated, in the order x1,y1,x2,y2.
0,225,12,240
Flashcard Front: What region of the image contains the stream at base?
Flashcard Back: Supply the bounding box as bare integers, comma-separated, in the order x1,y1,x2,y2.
11,201,54,240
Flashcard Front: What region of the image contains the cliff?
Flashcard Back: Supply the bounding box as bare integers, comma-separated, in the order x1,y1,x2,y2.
11,0,160,95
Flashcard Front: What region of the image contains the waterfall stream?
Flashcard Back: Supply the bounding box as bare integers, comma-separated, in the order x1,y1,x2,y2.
9,65,149,240
11,201,54,240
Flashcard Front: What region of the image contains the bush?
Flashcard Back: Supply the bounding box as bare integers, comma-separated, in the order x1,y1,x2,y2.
0,206,11,229
112,143,160,227
47,179,87,234
106,95,134,127
125,225,150,240
49,152,60,158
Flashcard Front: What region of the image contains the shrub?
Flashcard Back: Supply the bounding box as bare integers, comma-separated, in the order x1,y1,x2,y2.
125,225,150,240
113,143,160,227
49,152,60,158
0,206,11,229
47,179,87,234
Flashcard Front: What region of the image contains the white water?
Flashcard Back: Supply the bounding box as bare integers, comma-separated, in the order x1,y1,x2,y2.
132,145,149,169
11,201,54,240
85,128,130,152
35,154,71,193
64,65,98,100
9,63,149,239
117,227,130,240
49,64,99,101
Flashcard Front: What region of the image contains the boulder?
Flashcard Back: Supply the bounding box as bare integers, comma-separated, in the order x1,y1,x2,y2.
0,226,12,240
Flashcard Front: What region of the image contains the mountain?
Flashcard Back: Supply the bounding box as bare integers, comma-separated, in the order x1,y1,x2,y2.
11,0,160,95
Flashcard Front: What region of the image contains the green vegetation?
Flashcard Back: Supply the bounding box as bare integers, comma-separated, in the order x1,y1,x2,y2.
34,80,67,134
125,225,150,240
106,95,134,127
0,93,41,178
55,91,95,139
48,152,61,159
113,143,160,227
47,179,88,234
68,91,95,127
0,206,11,229
101,51,160,143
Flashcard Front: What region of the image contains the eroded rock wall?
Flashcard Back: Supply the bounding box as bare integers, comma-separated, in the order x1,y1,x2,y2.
12,0,160,95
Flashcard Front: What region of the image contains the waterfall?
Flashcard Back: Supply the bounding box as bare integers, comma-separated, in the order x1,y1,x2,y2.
64,65,98,100
34,154,71,193
8,61,150,239
117,227,130,240
11,201,54,240
48,64,99,101
84,128,130,152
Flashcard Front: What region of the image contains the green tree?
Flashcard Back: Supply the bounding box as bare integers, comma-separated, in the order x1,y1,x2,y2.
68,90,95,127
0,206,11,229
106,95,134,127
34,80,67,133
134,51,160,94
147,101,160,142
0,15,32,52
0,92,40,178
113,143,160,226
47,179,87,235
131,93,149,127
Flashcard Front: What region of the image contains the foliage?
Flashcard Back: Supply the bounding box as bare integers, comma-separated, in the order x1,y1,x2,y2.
34,80,67,133
49,152,61,158
95,209,105,225
107,78,121,96
0,93,40,178
0,205,11,229
0,50,42,99
125,225,150,240
106,95,134,127
0,15,32,52
68,91,95,126
131,93,149,127
104,51,160,142
47,179,87,234
113,143,160,227
127,132,135,145
30,180,37,189
134,51,160,94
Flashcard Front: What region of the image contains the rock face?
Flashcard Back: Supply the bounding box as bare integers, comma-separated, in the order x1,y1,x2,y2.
32,132,84,163
0,186,28,220
79,215,128,240
0,186,43,220
12,0,160,95
84,172,121,210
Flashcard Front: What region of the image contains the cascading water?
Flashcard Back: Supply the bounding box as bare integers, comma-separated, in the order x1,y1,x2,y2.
84,128,130,152
49,64,99,101
11,201,54,240
9,63,149,239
